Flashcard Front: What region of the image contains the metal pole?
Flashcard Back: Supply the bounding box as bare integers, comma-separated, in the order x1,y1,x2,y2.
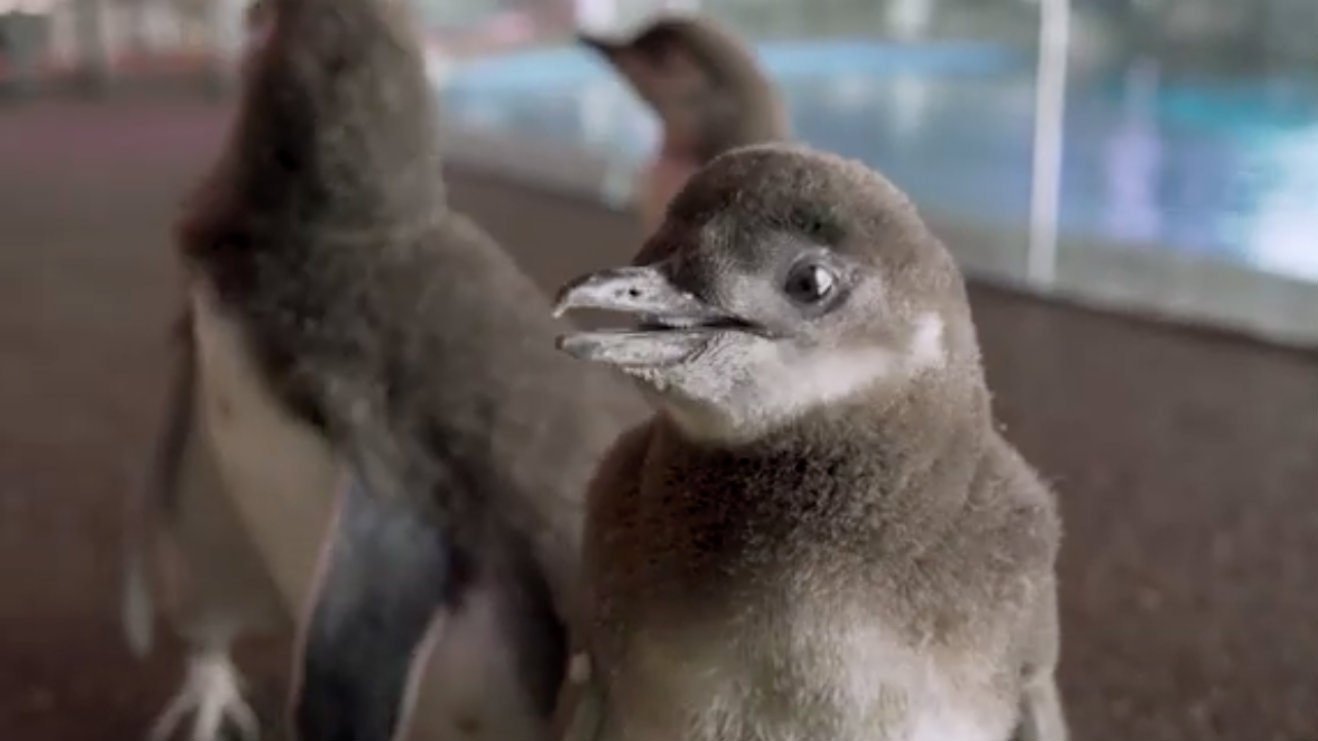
72,0,113,90
1026,0,1070,286
205,0,242,88
573,0,616,33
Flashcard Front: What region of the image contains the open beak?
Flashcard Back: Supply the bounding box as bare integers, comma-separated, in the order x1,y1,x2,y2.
553,265,754,367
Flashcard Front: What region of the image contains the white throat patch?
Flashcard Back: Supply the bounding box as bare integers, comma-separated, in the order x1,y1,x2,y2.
659,312,947,445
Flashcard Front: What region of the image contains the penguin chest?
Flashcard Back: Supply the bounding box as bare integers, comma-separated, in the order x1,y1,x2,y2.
610,603,1015,741
188,281,342,615
770,616,1017,741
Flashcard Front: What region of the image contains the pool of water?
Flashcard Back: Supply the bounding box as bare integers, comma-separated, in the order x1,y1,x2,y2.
438,41,1318,282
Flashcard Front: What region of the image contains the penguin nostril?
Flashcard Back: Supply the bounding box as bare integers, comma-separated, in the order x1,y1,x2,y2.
627,288,642,299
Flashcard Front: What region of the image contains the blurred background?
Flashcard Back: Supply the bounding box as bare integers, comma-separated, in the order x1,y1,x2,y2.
1,0,1315,739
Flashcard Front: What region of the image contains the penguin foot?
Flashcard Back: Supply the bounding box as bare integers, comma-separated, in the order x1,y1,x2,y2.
148,649,259,741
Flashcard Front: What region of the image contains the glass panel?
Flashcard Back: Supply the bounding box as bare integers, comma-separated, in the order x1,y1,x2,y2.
427,0,1318,344
431,2,661,175
709,0,1046,282
1049,0,1318,344
437,0,1045,283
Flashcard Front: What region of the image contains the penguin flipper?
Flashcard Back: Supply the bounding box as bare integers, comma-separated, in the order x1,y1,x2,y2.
1010,577,1067,741
122,314,197,657
1011,674,1067,741
292,469,565,741
293,469,452,741
555,653,607,741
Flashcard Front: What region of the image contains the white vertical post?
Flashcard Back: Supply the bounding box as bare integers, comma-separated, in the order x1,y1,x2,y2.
50,0,74,63
72,0,113,86
1026,0,1070,286
662,0,701,13
574,0,616,34
207,0,243,85
887,0,934,41
2,10,37,93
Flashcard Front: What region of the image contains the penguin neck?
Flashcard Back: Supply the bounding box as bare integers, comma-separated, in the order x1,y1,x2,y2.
180,0,447,271
640,143,699,232
655,366,992,554
798,367,989,483
661,113,776,167
700,83,790,163
658,128,705,168
655,86,787,169
687,29,789,152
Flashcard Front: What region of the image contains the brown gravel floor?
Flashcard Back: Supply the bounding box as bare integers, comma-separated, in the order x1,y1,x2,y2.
0,94,1315,741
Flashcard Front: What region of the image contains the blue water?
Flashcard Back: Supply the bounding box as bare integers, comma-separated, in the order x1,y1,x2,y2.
438,41,1318,282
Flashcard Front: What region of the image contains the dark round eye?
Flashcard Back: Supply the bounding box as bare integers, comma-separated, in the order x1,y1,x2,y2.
794,213,826,237
635,33,675,65
788,207,833,239
783,263,837,305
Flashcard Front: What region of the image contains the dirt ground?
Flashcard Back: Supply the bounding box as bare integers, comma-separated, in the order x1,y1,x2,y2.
0,94,1315,741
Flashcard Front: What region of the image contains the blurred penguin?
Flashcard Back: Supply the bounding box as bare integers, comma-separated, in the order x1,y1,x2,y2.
121,0,644,736
578,13,789,232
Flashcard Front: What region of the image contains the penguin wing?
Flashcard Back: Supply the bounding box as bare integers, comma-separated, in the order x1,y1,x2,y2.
120,316,196,657
550,421,658,741
555,654,608,741
398,558,566,741
293,464,567,741
293,469,455,741
1009,574,1067,741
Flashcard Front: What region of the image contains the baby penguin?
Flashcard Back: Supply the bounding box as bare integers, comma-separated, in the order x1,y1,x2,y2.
552,144,1067,741
578,14,789,232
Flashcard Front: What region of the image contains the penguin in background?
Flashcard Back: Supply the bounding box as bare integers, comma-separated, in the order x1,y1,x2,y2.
578,13,790,233
120,0,645,737
552,144,1068,741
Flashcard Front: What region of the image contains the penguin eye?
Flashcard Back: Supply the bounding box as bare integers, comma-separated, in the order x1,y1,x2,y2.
635,31,677,66
783,262,837,305
639,42,665,63
788,208,833,241
796,214,824,236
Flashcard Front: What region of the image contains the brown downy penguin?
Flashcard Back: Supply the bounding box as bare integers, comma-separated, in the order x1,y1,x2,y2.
578,14,789,232
551,143,1067,741
120,0,644,736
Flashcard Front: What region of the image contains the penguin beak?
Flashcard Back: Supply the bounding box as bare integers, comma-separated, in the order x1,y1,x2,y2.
552,266,757,367
577,31,654,95
576,32,622,61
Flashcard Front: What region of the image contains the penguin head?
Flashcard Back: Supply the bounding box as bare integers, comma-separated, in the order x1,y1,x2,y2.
554,144,977,443
578,14,786,162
